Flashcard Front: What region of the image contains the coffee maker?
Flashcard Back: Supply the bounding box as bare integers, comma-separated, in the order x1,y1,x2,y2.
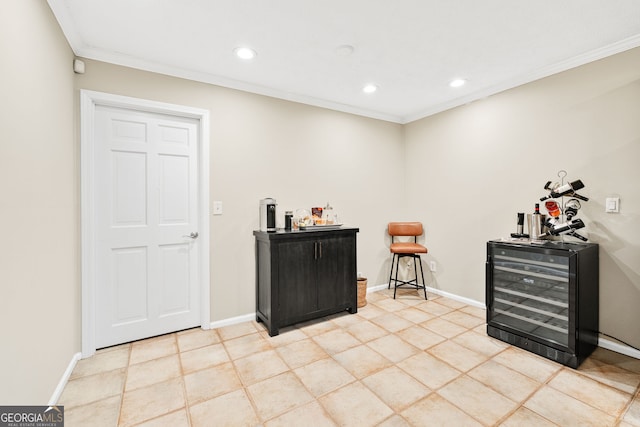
259,198,277,232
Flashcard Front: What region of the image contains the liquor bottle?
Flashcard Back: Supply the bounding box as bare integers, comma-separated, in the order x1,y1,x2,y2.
540,179,584,201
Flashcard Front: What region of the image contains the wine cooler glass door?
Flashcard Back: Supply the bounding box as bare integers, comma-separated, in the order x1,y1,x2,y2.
489,245,572,349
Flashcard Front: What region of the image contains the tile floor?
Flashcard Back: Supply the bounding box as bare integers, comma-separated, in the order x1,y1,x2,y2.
59,289,640,426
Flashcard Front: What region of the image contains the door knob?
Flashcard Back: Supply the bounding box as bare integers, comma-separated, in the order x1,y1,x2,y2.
183,232,199,239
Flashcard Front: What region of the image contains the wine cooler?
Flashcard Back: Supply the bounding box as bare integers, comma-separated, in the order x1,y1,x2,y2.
486,240,599,368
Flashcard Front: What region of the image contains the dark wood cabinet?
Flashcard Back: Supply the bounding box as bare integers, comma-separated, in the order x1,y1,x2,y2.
254,227,359,336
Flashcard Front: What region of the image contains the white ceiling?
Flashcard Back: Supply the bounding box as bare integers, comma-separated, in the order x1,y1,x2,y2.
48,0,640,123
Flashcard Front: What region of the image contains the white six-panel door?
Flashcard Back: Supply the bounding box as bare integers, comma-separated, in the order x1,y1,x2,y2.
93,105,201,348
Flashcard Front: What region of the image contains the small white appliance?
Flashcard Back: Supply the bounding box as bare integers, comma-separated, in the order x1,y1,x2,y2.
260,198,277,232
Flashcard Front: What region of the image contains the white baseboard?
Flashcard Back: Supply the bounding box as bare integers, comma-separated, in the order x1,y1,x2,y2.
423,286,485,309
598,337,640,360
49,352,82,405
369,283,485,309
210,313,256,330
367,283,391,293
367,283,390,294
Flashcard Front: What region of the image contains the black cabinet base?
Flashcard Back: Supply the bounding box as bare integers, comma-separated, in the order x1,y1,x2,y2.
487,325,596,368
257,305,357,337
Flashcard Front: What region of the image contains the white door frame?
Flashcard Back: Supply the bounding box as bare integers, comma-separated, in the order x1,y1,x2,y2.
80,90,210,358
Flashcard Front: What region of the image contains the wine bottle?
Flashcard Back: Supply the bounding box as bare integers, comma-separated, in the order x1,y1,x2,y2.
530,203,542,240
539,218,586,238
564,198,581,220
545,200,561,218
540,179,584,201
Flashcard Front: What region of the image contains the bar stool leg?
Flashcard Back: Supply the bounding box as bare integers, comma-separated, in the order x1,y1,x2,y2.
418,257,427,300
388,254,396,290
393,254,401,299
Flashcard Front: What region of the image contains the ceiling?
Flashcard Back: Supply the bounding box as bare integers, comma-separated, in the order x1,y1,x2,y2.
48,0,640,124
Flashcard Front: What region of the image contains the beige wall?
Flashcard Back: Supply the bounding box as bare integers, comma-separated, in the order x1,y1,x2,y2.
0,1,77,404
74,60,406,322
405,47,640,348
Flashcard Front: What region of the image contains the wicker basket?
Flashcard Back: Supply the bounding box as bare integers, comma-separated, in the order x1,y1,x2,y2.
357,278,368,308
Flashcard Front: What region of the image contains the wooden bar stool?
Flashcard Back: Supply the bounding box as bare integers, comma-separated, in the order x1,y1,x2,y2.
387,222,428,300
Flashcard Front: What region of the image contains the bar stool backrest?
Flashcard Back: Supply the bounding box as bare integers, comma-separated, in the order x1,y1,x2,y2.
388,222,423,240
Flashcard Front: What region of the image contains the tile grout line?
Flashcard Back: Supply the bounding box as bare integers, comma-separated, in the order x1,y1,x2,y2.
359,297,479,425
429,300,640,425
275,326,345,424
508,364,564,427
175,332,194,427
258,307,396,423
116,342,132,427
373,298,543,426
613,372,640,425
546,357,638,423
415,299,496,425
125,333,190,427
308,313,398,425
221,327,272,425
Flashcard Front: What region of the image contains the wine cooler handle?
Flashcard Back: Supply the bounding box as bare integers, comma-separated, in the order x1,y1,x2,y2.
485,259,494,315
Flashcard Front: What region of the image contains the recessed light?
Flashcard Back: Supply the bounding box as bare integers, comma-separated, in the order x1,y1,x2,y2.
363,84,378,94
234,47,257,60
449,78,466,88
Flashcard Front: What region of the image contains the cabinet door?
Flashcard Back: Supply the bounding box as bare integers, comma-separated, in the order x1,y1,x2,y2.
277,239,318,322
317,235,355,311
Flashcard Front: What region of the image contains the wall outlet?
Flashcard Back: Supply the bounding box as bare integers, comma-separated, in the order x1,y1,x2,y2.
429,261,437,272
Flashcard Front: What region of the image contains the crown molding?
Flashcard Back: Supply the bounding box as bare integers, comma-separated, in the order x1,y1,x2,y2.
403,34,640,124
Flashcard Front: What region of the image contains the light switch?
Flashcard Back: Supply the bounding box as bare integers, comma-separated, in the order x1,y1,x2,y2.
605,197,619,213
212,201,223,215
